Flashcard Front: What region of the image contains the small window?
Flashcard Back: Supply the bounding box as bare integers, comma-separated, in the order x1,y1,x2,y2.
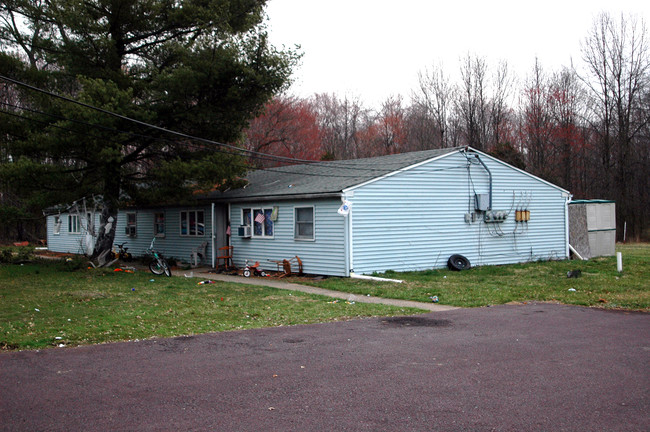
68,214,80,234
53,216,61,235
180,210,205,236
154,212,165,237
295,207,314,240
86,213,95,235
125,213,137,237
242,208,274,238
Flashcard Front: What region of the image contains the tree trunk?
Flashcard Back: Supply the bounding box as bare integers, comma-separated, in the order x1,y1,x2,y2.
91,165,121,259
91,204,118,259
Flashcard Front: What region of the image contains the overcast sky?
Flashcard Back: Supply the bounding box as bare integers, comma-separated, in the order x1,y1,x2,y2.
265,0,650,107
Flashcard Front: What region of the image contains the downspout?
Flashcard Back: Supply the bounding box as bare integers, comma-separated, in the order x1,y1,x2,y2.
348,197,354,276
227,203,231,247
341,193,353,276
211,202,215,269
473,154,492,211
564,193,572,259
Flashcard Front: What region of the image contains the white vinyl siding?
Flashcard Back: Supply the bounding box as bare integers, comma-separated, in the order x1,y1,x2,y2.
347,151,568,274
47,205,223,264
231,200,345,276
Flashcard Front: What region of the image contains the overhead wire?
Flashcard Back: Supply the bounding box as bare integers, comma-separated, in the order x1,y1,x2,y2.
3,105,463,179
1,74,465,173
0,74,322,165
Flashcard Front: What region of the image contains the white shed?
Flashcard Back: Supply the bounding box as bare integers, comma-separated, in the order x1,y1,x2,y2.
568,200,616,258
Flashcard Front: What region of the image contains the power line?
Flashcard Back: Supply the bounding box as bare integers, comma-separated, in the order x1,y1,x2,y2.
1,100,336,169
0,102,409,175
0,74,321,165
1,74,465,176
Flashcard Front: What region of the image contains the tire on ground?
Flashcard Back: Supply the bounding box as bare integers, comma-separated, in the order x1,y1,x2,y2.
447,254,471,271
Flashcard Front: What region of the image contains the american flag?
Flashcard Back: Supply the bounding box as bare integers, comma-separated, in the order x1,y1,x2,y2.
254,213,265,224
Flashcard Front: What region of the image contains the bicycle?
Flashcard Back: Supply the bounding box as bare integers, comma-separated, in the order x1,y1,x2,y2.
147,237,172,277
111,242,132,262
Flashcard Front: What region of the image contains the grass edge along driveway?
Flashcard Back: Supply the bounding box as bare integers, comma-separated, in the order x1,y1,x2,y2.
290,243,649,310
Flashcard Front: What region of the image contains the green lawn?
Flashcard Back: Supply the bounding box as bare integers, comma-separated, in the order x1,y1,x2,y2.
0,260,420,351
2,244,647,351
293,243,650,310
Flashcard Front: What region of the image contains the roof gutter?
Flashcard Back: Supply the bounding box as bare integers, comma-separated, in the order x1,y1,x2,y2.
204,192,343,204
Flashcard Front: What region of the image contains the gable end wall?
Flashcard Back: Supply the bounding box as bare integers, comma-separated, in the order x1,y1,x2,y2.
349,151,568,274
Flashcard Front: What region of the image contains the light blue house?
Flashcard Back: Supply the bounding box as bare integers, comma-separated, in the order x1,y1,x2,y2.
46,147,571,276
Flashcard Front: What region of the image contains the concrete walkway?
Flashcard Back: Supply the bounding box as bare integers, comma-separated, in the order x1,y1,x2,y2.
35,252,457,312
185,268,458,312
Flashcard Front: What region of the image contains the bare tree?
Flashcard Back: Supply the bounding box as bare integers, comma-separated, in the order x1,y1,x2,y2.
312,93,369,160
520,59,554,176
457,54,489,150
375,95,406,154
548,67,587,190
489,60,515,147
413,62,456,148
579,12,650,240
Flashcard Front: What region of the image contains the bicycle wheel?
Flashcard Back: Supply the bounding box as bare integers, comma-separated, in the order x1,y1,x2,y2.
149,259,166,275
161,259,172,277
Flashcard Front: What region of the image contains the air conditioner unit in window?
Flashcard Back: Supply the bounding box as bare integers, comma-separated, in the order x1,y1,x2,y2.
125,226,137,237
238,225,251,238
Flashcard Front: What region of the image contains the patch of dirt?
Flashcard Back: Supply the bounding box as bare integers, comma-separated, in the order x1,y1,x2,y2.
1,341,20,351
380,317,452,328
35,250,77,258
282,338,304,344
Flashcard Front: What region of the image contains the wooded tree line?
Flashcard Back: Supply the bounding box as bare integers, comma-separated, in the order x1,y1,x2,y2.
244,13,650,241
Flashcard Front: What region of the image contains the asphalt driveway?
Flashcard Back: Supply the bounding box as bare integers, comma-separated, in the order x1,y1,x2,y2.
1,303,648,431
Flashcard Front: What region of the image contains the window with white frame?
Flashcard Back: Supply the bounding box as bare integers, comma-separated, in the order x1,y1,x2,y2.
125,212,137,237
294,207,314,240
154,212,165,237
242,207,274,238
53,216,62,235
68,214,80,234
180,210,205,236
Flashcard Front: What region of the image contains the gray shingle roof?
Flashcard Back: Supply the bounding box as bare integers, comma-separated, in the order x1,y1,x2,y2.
205,147,462,202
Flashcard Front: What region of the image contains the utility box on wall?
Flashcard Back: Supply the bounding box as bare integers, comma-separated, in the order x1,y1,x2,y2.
568,200,616,259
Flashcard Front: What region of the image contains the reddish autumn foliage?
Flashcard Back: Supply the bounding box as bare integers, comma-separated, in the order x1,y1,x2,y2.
244,95,322,167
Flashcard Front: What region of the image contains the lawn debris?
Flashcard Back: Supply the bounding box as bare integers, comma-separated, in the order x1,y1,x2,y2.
327,299,355,304
568,288,577,292
429,296,439,303
197,280,216,285
113,267,134,273
567,270,582,278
